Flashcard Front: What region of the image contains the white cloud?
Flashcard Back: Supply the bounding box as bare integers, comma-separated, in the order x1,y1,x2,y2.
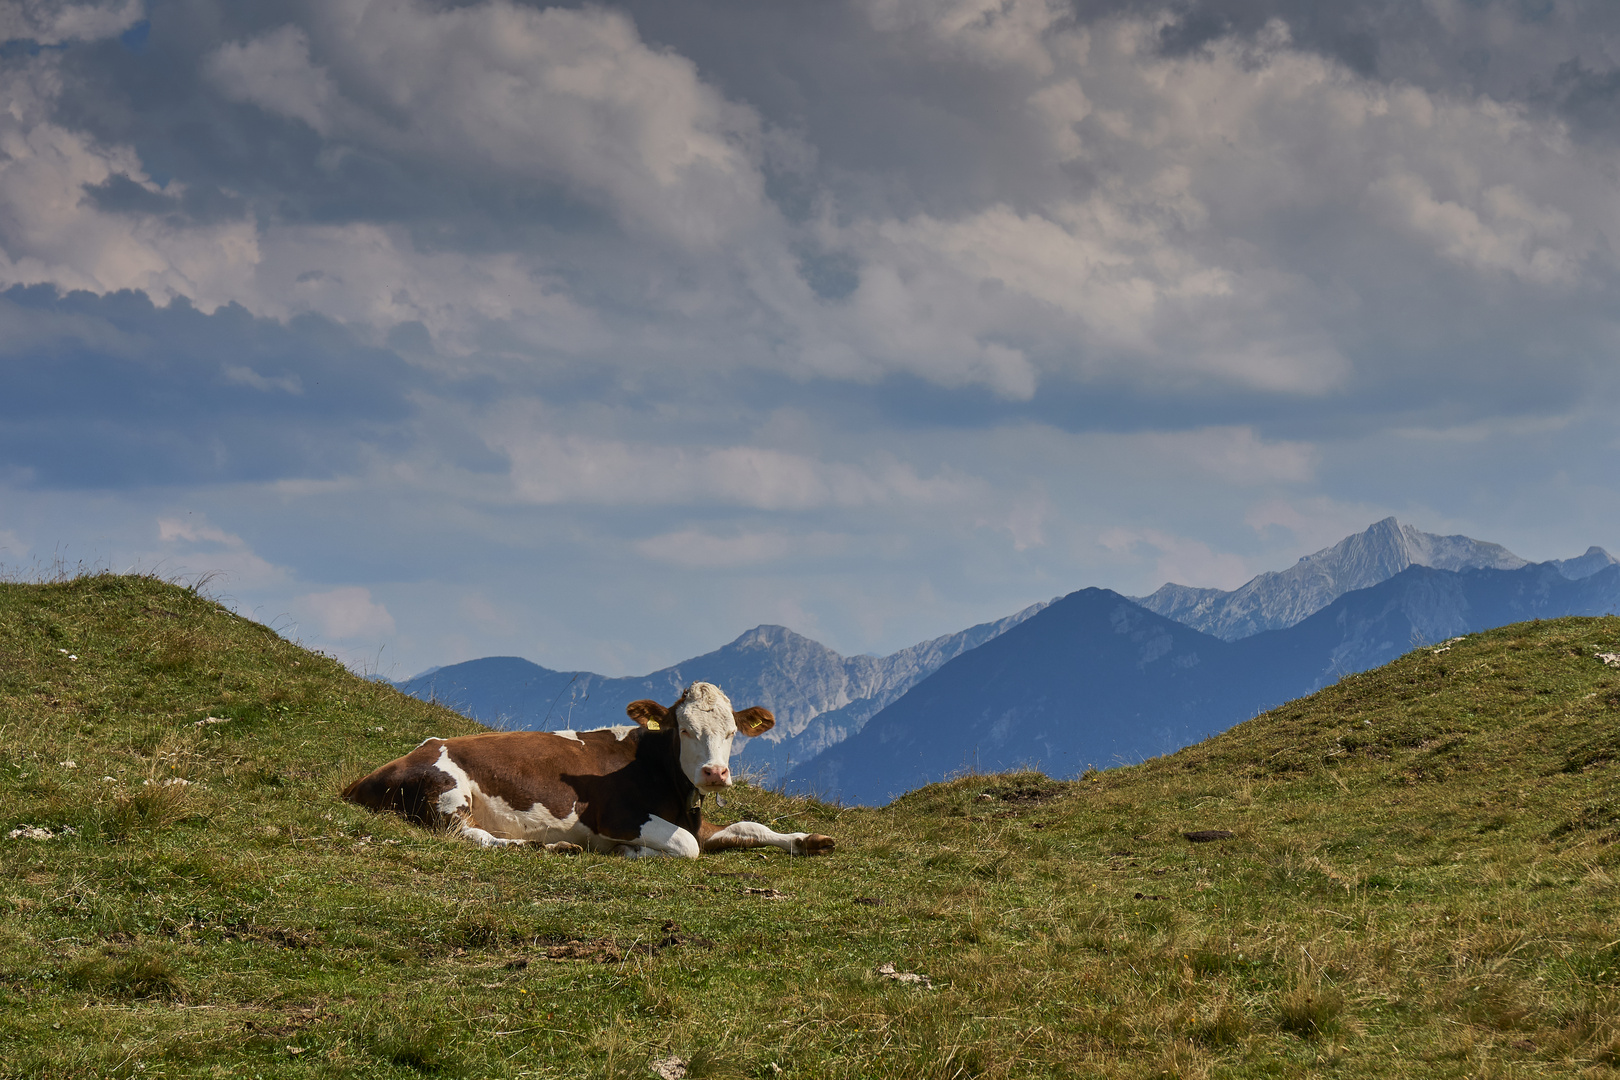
0,64,261,310
0,0,143,45
204,25,336,135
222,365,302,395
294,585,396,640
207,0,772,248
862,0,1067,75
633,528,848,569
1097,526,1253,591
249,222,605,359
1136,427,1317,485
151,516,289,589
492,429,982,511
1244,497,1394,553
1367,172,1583,284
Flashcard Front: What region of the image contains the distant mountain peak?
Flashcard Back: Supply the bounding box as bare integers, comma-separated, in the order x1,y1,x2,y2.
1552,546,1619,581
1135,518,1527,641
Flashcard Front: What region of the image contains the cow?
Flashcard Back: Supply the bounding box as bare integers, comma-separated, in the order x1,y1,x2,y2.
341,681,834,859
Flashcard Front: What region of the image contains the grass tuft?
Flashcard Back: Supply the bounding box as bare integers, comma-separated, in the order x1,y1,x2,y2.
1277,981,1347,1039
65,945,184,1000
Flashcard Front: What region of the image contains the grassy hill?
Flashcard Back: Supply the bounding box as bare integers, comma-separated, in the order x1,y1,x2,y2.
2,574,1619,1079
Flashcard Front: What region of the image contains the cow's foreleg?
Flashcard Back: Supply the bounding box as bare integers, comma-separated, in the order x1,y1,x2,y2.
699,820,835,856
614,815,700,859
449,811,527,849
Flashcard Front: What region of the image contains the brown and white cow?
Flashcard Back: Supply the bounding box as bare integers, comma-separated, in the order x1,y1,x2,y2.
342,682,834,859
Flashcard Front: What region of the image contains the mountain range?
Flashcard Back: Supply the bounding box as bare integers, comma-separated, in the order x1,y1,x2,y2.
396,519,1618,801
396,601,1047,780
788,559,1620,804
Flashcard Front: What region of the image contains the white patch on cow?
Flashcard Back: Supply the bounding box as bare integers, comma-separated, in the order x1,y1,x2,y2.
551,729,583,743
704,820,819,855
606,724,637,741
618,814,699,859
673,682,738,793
428,744,596,848
473,789,589,847
431,745,475,817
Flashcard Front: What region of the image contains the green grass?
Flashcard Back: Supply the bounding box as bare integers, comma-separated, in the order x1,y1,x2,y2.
2,574,1619,1078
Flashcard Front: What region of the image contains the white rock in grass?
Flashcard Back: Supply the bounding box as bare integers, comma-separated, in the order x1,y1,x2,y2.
650,1055,688,1079
876,962,933,988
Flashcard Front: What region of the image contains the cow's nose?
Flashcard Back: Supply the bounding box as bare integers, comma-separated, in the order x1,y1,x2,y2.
701,764,731,787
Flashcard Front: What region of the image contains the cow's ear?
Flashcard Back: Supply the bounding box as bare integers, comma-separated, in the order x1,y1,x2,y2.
626,700,671,731
733,707,775,737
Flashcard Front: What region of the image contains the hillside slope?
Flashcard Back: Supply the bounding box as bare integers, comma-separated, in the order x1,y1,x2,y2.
4,575,1620,1079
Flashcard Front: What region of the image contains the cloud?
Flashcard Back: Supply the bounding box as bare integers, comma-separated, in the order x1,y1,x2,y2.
633,528,849,569
492,429,982,511
862,0,1068,75
294,585,396,641
206,1,773,248
1140,427,1317,485
0,286,421,488
151,515,289,589
204,25,336,135
0,0,143,46
1098,525,1254,591
0,61,261,310
1243,496,1395,553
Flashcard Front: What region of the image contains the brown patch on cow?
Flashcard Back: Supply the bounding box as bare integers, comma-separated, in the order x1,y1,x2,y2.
800,833,835,855
1183,830,1235,843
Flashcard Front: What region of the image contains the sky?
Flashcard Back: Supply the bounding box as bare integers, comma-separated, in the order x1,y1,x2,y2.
2,0,1618,679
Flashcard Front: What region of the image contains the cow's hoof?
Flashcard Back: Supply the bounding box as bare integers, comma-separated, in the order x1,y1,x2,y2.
544,842,584,855
798,834,835,856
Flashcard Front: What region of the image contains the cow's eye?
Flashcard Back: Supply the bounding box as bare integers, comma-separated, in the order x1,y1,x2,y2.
680,729,695,738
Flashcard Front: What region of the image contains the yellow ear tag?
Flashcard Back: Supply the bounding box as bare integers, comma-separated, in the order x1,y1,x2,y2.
645,720,660,731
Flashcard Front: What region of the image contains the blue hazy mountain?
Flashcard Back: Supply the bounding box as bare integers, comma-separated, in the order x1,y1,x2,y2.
786,561,1620,805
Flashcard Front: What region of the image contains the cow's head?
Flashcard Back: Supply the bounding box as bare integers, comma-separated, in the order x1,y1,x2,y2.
625,682,774,793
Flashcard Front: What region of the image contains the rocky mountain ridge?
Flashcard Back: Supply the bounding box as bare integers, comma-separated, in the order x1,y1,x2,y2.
1132,517,1530,640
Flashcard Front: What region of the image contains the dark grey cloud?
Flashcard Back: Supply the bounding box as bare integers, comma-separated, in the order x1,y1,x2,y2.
0,285,433,488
